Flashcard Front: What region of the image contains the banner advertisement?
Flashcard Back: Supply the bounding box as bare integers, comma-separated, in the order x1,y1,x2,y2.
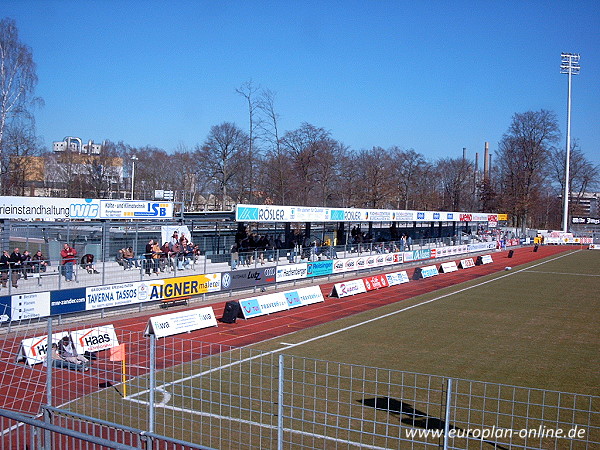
0,196,173,220
294,286,325,306
385,271,410,286
478,255,494,265
148,274,221,301
71,324,120,354
145,307,217,338
18,332,70,365
276,263,308,282
236,204,497,223
417,265,439,279
239,293,289,319
330,279,367,298
99,200,173,219
220,267,277,290
363,274,389,291
86,282,147,310
10,292,51,321
439,261,459,273
459,258,475,269
307,260,333,277
50,288,87,316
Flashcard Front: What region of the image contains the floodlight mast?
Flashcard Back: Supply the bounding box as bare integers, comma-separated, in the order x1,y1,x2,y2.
560,52,580,233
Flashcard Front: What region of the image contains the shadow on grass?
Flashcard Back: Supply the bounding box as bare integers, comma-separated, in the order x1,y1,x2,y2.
360,397,508,449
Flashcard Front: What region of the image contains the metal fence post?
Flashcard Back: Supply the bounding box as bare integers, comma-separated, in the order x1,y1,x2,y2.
277,354,284,450
44,317,53,449
149,333,156,434
443,378,453,450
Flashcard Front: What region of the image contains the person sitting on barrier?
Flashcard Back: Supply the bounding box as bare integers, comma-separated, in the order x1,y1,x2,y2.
58,336,89,368
32,250,48,273
46,343,87,372
120,247,135,270
81,254,99,274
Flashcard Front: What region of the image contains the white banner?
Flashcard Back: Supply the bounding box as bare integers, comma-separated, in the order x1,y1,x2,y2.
440,261,458,273
10,292,51,320
330,279,367,298
71,325,119,354
385,271,410,286
18,332,70,365
0,196,173,220
145,306,217,338
276,263,308,282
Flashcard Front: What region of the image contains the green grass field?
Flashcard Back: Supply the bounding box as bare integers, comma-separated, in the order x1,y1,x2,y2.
252,248,600,395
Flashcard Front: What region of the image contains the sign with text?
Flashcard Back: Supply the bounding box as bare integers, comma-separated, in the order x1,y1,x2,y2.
329,279,367,298
439,261,459,273
385,271,410,286
145,307,217,338
0,196,173,220
71,325,119,354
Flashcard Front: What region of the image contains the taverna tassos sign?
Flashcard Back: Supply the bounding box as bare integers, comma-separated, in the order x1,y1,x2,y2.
0,196,173,220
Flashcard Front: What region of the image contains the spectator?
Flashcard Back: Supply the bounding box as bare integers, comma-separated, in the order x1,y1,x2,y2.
32,250,48,273
58,336,89,367
153,241,164,273
9,247,24,286
0,250,10,288
45,343,87,372
120,247,135,270
60,243,77,282
230,243,239,270
80,254,99,274
144,239,154,275
21,250,33,275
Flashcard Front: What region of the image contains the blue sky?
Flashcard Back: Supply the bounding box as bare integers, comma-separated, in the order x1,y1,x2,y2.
4,1,600,166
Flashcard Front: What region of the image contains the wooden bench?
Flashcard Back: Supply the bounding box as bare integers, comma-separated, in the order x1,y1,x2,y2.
160,296,190,309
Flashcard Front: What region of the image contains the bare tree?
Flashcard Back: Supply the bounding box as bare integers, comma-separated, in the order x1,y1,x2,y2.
354,147,394,208
236,81,261,203
257,89,287,203
549,140,599,217
435,157,474,211
0,18,40,192
279,123,334,205
496,110,560,229
195,122,248,208
389,147,429,210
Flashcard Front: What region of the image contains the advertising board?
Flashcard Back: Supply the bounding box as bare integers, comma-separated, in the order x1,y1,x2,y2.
220,267,277,290
145,307,217,338
0,196,173,220
385,271,410,286
276,263,308,282
329,279,367,298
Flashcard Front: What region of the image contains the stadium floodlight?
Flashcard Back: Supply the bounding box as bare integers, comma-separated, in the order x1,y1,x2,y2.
560,52,580,233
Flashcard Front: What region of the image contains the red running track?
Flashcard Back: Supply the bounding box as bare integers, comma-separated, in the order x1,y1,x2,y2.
0,246,573,425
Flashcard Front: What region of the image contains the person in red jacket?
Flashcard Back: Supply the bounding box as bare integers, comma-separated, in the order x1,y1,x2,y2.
60,243,77,282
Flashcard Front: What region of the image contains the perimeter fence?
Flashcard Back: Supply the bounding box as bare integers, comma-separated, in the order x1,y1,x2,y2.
1,321,598,449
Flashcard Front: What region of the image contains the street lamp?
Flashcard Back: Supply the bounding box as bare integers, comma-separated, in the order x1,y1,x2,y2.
560,52,580,232
131,155,138,200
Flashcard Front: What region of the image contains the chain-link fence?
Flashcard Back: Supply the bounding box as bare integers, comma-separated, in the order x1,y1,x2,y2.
2,319,597,449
